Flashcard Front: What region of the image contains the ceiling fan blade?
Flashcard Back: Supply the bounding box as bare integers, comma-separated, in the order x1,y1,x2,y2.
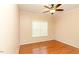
56,4,62,8
43,11,49,13
56,9,64,11
51,4,54,8
44,6,51,9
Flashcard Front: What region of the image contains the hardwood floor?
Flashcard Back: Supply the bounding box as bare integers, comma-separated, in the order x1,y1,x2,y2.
19,40,79,54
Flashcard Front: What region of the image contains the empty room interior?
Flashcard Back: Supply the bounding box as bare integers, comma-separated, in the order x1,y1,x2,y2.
0,4,79,54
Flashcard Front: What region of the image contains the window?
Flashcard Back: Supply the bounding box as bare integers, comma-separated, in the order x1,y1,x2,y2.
32,21,48,37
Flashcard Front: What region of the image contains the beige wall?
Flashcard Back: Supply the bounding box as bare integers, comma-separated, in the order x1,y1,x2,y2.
20,11,54,45
0,4,19,53
55,8,79,48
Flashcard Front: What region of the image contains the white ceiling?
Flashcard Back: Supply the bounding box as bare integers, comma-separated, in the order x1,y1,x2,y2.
19,4,79,15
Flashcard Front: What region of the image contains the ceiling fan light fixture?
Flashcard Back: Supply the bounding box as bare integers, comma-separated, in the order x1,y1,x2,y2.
49,9,55,13
43,4,63,15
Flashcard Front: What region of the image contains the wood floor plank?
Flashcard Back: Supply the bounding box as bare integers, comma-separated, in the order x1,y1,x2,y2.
19,40,79,54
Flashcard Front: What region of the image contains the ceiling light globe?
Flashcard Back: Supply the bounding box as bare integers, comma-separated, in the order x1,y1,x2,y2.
50,10,55,13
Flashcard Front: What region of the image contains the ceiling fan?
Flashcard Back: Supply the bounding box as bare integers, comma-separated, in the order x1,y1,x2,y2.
43,4,64,15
